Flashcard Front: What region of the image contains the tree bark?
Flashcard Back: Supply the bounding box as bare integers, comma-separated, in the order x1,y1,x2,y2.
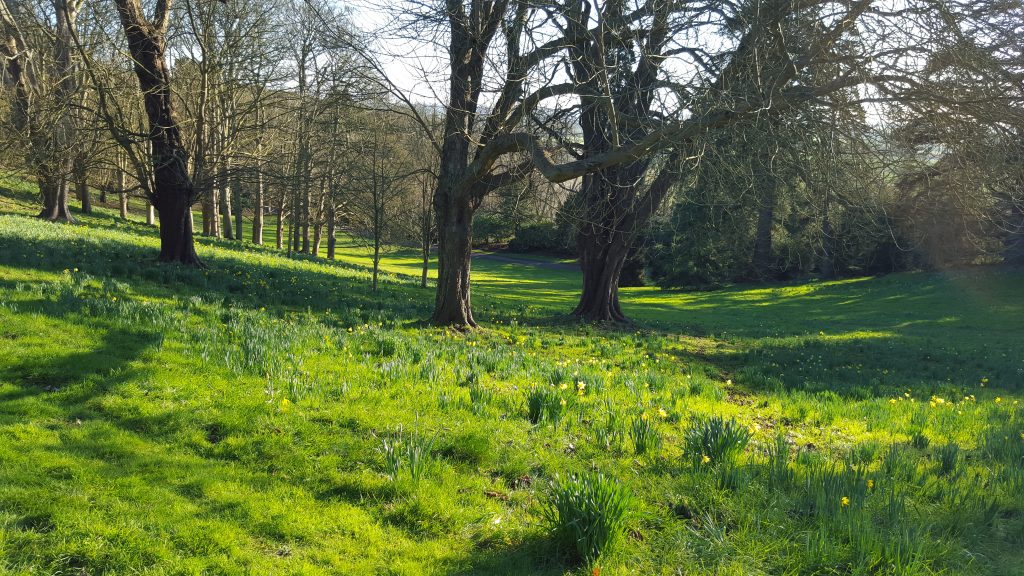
432,188,476,327
117,149,128,218
115,0,201,265
276,191,286,250
253,167,264,245
326,201,336,259
75,158,91,214
220,161,233,240
38,170,75,222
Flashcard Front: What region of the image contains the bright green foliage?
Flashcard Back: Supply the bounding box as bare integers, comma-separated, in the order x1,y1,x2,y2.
543,472,633,566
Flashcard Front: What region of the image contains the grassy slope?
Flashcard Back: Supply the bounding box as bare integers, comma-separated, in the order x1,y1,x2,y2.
0,176,1022,575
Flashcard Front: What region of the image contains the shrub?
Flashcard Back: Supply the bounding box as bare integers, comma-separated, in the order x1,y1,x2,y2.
684,415,751,467
507,221,574,254
544,472,632,566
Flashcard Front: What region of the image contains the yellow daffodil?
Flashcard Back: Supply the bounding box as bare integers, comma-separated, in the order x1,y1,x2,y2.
559,398,566,407
280,398,292,412
841,496,850,507
559,383,568,390
658,408,668,419
995,397,1002,403
701,455,711,464
867,479,874,490
641,412,649,422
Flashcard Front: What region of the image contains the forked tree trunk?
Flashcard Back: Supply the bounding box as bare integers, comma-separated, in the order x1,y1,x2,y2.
38,170,75,222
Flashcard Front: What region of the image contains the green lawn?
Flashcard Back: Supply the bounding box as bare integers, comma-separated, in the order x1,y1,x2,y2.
0,177,1022,575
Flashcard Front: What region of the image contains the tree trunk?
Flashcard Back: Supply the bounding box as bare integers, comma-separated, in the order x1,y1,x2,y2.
290,192,300,253
326,203,336,259
37,170,75,222
421,243,430,288
276,192,286,250
146,200,155,225
117,151,129,219
75,159,91,214
220,160,234,240
431,190,476,327
114,0,201,265
372,238,381,292
573,225,630,323
253,166,264,245
155,188,201,265
301,187,310,253
233,176,243,243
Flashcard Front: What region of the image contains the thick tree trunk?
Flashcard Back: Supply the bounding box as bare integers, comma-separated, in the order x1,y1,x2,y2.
37,170,75,222
155,189,201,265
115,0,201,266
573,226,630,323
431,192,476,327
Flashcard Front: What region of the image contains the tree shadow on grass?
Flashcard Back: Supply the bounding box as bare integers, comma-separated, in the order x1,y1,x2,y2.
0,213,587,329
0,307,160,411
447,532,568,576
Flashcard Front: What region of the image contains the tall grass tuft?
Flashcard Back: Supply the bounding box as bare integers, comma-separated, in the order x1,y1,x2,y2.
544,472,633,567
684,415,751,467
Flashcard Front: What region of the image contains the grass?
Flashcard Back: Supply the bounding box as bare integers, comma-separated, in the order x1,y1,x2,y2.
0,175,1022,574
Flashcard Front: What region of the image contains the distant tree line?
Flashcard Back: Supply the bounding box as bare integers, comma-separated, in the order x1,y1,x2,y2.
2,0,1022,325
